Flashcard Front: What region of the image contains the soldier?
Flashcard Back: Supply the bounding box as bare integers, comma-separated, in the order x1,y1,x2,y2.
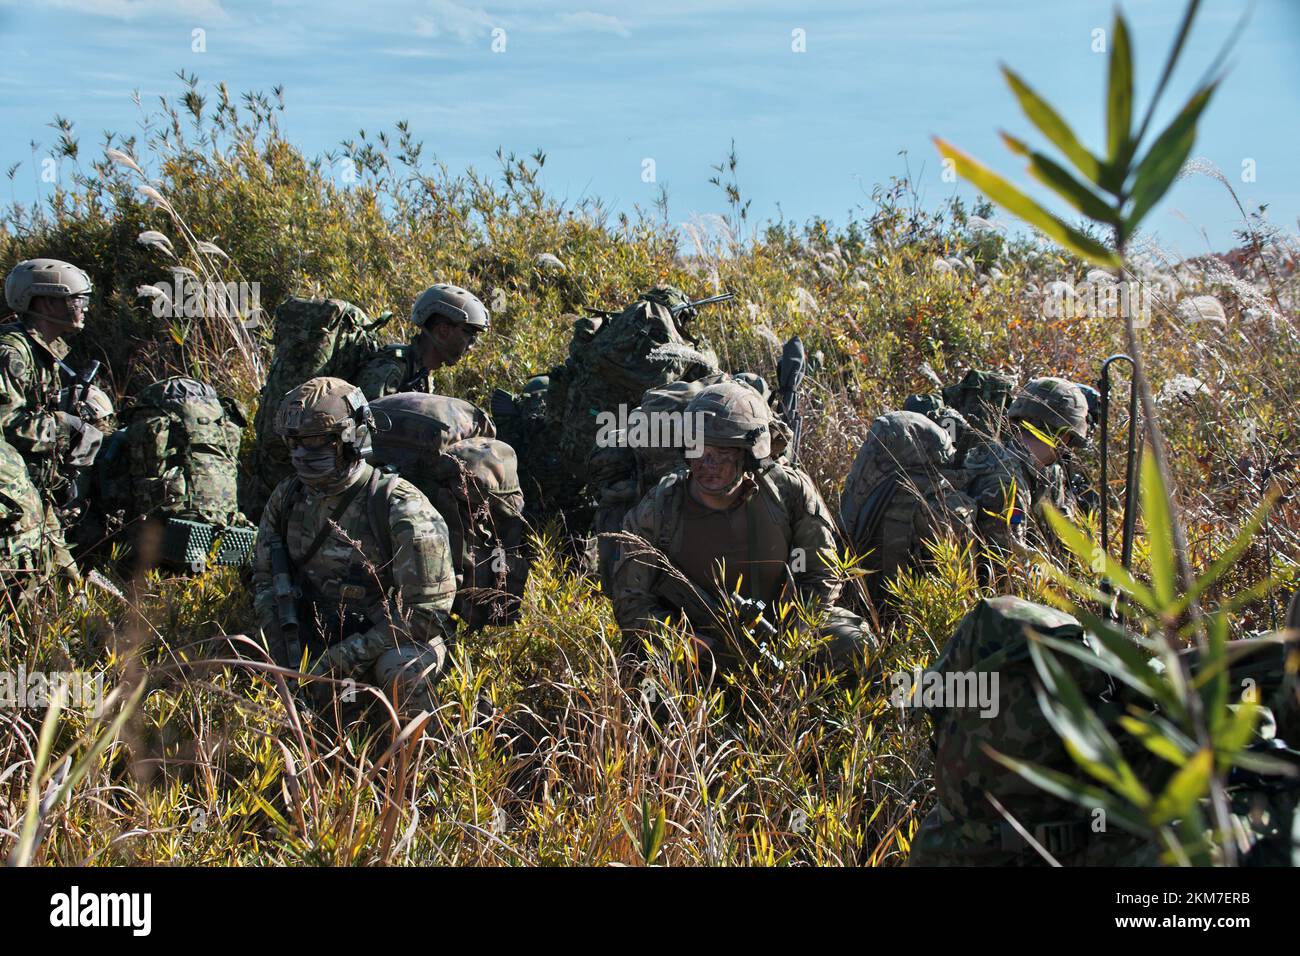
963,377,1091,556
907,595,1298,866
0,258,105,573
612,381,872,679
252,377,458,717
0,436,68,586
356,284,489,400
839,411,977,608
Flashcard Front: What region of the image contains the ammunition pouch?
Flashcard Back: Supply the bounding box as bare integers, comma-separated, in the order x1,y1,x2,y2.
159,517,257,573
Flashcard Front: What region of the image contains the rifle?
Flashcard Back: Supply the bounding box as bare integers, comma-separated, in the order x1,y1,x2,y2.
1097,354,1141,623
582,306,621,319
58,358,101,413
269,537,303,669
650,568,782,670
670,291,735,317
776,335,807,462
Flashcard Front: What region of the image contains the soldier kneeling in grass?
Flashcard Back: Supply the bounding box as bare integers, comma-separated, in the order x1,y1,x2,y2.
252,377,457,719
610,381,874,683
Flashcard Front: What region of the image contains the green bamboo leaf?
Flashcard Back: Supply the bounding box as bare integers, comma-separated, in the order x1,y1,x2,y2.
1131,0,1202,149
1000,132,1120,226
934,138,1122,269
1119,714,1190,766
1198,611,1230,734
1070,608,1182,715
1138,447,1177,608
1213,702,1261,767
1107,13,1135,164
1149,748,1212,825
1040,502,1158,612
986,747,1150,835
1028,637,1151,807
1000,66,1109,190
1126,82,1218,235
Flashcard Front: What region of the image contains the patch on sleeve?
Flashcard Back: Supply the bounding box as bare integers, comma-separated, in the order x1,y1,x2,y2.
409,531,450,581
2,348,27,382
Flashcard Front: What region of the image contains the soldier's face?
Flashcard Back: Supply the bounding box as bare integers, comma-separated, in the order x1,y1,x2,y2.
32,293,88,332
422,321,480,367
693,444,745,495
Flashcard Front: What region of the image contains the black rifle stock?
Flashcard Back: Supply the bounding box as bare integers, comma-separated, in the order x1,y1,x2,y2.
270,538,302,668
777,335,807,462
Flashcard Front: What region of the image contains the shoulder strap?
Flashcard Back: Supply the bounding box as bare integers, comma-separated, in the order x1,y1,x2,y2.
287,472,371,568
365,468,401,569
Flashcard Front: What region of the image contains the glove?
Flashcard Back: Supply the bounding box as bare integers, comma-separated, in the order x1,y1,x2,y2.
55,411,103,469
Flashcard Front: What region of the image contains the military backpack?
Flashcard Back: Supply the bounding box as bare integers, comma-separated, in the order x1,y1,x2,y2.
245,296,394,519
369,392,528,631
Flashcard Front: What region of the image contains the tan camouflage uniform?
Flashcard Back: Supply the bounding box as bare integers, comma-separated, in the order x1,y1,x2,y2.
254,461,458,714
613,460,871,676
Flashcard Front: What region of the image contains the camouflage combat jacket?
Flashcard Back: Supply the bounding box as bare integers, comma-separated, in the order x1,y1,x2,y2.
963,434,1070,554
612,461,842,640
0,319,69,494
356,339,438,401
253,462,458,673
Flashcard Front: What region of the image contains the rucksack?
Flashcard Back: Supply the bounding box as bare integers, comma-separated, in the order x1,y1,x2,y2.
939,368,1018,443
123,377,245,526
550,300,719,479
369,393,528,631
839,411,975,602
245,296,394,519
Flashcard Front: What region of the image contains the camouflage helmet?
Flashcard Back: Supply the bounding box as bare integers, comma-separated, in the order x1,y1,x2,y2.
411,284,490,331
1073,381,1102,429
1007,377,1089,447
5,258,93,315
522,374,549,395
58,384,116,431
640,285,691,314
686,381,772,459
274,376,374,456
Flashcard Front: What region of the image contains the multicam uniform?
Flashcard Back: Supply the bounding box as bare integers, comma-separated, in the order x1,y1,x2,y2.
253,377,458,715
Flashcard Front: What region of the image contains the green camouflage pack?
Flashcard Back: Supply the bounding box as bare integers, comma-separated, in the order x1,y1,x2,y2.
910,597,1300,866
369,393,527,631
124,377,246,526
940,368,1018,444
550,296,720,479
245,296,393,518
839,411,975,604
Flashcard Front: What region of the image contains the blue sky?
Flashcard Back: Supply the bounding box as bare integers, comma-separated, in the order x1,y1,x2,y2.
2,0,1297,257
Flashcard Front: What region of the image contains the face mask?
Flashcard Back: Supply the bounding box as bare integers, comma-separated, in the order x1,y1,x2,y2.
290,445,360,493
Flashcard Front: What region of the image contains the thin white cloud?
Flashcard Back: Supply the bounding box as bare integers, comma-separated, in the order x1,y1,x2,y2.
413,0,498,42
554,11,630,38
32,0,230,22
